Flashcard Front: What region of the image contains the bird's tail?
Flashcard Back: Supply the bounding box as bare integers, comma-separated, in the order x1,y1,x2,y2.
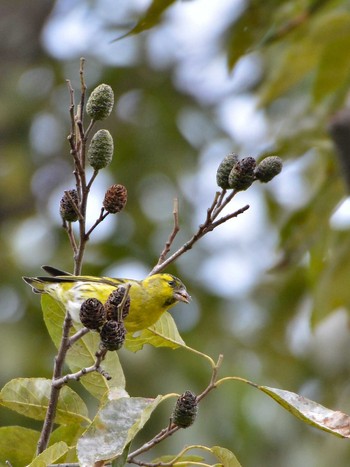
22,276,48,294
23,265,72,293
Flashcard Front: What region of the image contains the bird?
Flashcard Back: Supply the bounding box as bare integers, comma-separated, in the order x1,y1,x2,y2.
23,266,190,332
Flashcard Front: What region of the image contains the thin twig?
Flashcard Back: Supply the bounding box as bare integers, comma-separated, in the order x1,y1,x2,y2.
212,189,236,219
86,169,99,191
53,348,110,387
156,198,180,266
63,220,78,256
149,194,250,275
196,354,223,403
85,208,110,240
128,425,180,462
66,79,83,200
127,355,224,464
68,326,90,346
117,283,132,321
79,57,87,120
64,190,84,221
209,204,249,230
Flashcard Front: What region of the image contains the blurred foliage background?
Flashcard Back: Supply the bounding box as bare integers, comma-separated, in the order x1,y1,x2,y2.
2,0,350,465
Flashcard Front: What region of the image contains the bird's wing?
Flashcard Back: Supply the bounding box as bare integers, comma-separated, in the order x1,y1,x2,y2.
41,265,72,276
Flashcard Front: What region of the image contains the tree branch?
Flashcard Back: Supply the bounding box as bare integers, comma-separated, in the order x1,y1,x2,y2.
127,355,224,464
149,188,250,276
37,311,74,454
156,198,180,267
53,348,110,388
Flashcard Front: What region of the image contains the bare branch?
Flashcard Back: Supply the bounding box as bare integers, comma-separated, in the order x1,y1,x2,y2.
69,326,90,346
79,57,87,126
149,189,250,275
156,198,180,267
128,425,180,462
63,220,78,256
127,355,224,464
53,348,110,388
85,208,110,240
37,311,73,454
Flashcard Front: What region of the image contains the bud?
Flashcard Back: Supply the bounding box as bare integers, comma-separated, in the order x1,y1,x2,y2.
103,184,127,214
228,156,256,191
59,189,79,222
105,286,131,322
172,390,198,428
86,83,114,121
79,298,106,330
255,156,283,183
216,153,239,189
87,129,114,170
100,320,126,351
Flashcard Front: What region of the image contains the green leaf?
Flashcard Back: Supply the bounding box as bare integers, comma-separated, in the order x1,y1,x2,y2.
313,34,350,103
260,38,319,106
27,441,68,467
42,295,125,398
111,441,131,467
112,0,176,41
0,377,90,425
77,395,163,466
226,1,279,70
259,385,350,438
50,423,85,446
0,426,39,467
312,233,350,325
50,424,85,463
279,175,343,269
259,11,350,106
211,446,243,467
124,311,185,352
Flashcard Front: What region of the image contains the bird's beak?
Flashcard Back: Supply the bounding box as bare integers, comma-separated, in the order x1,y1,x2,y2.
174,288,191,304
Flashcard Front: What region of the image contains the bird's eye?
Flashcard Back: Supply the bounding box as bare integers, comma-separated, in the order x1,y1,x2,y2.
168,280,176,286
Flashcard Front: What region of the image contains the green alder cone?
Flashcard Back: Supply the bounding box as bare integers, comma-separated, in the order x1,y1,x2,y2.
228,157,256,191
87,129,114,170
216,153,239,189
255,156,283,183
86,83,114,121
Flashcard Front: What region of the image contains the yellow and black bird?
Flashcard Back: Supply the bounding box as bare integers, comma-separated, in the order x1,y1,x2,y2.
23,266,190,332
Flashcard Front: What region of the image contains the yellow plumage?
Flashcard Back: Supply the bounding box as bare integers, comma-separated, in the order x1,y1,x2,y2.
23,266,190,332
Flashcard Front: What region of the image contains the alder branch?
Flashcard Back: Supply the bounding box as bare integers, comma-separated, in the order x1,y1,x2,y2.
85,207,110,240
156,198,180,267
37,311,74,454
53,348,110,388
149,188,249,275
63,220,78,256
37,60,101,454
127,355,224,465
68,326,90,346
